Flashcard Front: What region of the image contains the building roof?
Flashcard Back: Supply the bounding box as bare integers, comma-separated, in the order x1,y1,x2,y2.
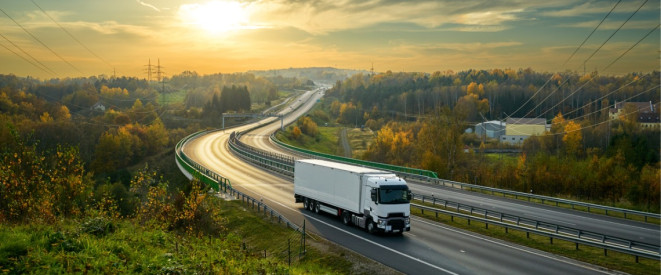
610,101,655,114
639,114,660,123
475,120,506,127
506,118,546,125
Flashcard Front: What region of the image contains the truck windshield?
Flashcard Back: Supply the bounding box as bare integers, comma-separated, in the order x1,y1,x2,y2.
379,186,410,204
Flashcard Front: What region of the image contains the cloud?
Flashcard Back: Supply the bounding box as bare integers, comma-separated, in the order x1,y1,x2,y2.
135,0,160,12
399,41,523,53
542,0,658,17
244,0,546,34
563,19,660,30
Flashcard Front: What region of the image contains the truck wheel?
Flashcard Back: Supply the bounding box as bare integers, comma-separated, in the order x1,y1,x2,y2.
308,199,315,211
341,211,352,225
314,201,320,213
303,198,310,210
367,220,376,234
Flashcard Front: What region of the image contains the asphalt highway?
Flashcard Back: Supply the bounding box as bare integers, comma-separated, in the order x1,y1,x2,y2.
182,87,620,274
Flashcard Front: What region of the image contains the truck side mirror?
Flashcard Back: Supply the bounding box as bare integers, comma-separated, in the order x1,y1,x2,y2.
407,190,412,201
370,189,378,203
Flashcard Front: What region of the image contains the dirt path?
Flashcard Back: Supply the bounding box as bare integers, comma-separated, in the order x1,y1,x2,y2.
339,127,352,157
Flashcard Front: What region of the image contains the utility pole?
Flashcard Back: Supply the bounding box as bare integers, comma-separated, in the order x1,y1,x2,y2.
145,58,154,82
156,58,163,82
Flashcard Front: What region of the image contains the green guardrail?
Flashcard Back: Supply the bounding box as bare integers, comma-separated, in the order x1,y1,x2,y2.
270,131,438,178
175,130,231,192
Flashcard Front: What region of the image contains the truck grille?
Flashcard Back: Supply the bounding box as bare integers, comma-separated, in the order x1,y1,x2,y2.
388,219,405,230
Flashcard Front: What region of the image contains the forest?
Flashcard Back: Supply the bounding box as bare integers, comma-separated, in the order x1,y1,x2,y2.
322,69,660,211
0,71,326,272
0,72,308,220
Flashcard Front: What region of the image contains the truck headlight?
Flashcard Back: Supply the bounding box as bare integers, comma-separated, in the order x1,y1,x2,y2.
405,217,410,225
378,219,387,227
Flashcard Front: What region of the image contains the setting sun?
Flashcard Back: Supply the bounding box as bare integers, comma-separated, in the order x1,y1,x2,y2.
179,1,248,34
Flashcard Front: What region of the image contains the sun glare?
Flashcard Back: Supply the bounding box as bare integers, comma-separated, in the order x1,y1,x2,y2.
179,1,249,34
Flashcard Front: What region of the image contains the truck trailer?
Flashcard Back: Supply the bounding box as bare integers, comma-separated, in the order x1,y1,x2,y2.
294,159,411,234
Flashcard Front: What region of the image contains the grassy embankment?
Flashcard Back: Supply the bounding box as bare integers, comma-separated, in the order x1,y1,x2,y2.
0,197,397,274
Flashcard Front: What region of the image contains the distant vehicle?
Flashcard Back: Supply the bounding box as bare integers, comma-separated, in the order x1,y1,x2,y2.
294,159,411,234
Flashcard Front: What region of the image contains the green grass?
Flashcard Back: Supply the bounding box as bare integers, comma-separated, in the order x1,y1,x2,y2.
411,202,659,275
484,153,518,164
346,128,375,158
277,126,341,155
0,197,393,274
157,90,187,106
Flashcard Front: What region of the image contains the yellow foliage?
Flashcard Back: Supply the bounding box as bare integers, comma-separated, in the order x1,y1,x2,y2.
40,112,53,123
562,120,583,156
291,126,302,140
551,112,566,133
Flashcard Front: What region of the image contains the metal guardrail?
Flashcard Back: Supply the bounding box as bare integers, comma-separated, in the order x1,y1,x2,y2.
175,130,230,192
226,184,304,233
425,177,661,223
412,194,660,257
175,131,303,234
270,131,439,178
411,203,660,261
229,132,295,177
226,136,661,261
269,132,660,223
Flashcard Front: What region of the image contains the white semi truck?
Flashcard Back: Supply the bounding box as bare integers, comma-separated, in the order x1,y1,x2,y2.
294,159,411,234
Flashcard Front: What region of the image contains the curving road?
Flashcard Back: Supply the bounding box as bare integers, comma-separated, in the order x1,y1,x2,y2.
181,87,618,274
240,91,660,248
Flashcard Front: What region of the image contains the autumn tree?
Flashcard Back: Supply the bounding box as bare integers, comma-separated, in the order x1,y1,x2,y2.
297,116,319,137
291,126,302,140
563,120,583,157
0,128,92,223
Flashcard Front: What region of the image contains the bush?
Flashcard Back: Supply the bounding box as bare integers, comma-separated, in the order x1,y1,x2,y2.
81,217,116,237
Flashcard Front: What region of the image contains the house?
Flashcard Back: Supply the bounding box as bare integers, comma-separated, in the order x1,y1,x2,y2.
475,120,506,139
610,101,660,129
91,101,106,112
500,118,547,145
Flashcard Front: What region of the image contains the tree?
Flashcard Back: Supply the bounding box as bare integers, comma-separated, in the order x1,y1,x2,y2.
297,116,319,137
291,126,302,140
639,165,660,211
550,112,566,134
563,120,583,157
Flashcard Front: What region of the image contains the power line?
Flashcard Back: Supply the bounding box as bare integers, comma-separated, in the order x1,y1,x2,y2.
581,0,649,67
510,0,651,123
547,98,660,137
512,78,569,124
0,32,58,76
0,7,84,75
561,85,658,123
564,0,622,65
533,78,595,120
603,24,660,72
0,41,51,75
559,74,649,119
506,76,553,119
29,0,113,70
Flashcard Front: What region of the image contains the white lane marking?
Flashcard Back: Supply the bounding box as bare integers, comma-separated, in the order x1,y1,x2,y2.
232,194,457,274
303,214,460,275
413,217,615,275
411,185,658,232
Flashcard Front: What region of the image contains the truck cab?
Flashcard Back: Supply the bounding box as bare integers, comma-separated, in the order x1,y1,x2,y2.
358,175,411,234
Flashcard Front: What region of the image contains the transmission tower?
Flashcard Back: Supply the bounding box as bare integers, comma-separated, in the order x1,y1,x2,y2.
145,58,154,82
156,58,164,82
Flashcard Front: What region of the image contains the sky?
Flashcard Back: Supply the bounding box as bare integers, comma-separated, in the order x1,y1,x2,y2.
0,0,659,79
